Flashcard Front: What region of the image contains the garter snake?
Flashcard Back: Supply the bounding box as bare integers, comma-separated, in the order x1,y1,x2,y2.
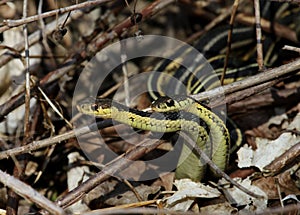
77,96,225,181
77,2,299,181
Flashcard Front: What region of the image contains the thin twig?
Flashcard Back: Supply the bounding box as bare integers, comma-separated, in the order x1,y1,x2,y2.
120,39,130,106
76,207,205,215
123,179,144,202
254,0,264,70
283,45,300,54
2,0,113,28
6,1,31,214
38,0,56,67
0,120,113,160
23,0,31,144
263,142,300,176
221,78,280,107
221,0,240,85
38,86,73,128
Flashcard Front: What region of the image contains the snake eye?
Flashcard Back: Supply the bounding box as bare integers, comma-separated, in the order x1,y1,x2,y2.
165,99,175,107
91,104,99,111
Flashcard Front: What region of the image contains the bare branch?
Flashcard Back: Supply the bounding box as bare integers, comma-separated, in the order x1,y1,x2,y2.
2,0,113,28
0,170,66,215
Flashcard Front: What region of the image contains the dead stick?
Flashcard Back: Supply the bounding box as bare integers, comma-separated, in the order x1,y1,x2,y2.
0,169,65,215
0,120,113,160
192,57,300,102
2,0,113,28
254,0,264,70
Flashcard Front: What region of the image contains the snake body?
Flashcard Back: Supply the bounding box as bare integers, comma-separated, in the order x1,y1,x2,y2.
152,95,230,179
77,96,229,181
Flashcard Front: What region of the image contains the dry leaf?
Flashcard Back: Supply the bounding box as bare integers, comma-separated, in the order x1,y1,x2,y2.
66,152,90,213
237,113,300,171
165,179,221,211
105,184,160,206
220,178,267,211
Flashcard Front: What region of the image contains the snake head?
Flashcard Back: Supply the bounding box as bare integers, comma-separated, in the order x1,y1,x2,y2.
77,98,113,118
151,95,194,112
